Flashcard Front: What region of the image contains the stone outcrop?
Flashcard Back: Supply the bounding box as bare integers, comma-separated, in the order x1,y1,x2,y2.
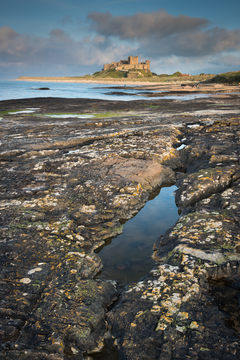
0,88,239,359
108,98,240,360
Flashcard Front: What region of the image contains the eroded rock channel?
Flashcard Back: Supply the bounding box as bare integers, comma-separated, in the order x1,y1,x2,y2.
0,91,240,359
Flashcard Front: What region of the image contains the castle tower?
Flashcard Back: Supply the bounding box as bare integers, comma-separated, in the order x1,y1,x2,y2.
128,56,138,65
145,60,150,71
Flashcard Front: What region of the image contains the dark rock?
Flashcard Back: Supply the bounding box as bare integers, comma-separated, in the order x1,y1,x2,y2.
36,87,50,90
0,90,240,358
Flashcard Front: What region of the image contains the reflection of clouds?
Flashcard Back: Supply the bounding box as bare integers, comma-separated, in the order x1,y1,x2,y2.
100,185,179,260
124,185,178,235
99,186,178,283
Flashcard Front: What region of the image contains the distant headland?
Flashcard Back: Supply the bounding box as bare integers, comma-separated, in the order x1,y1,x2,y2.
16,55,240,85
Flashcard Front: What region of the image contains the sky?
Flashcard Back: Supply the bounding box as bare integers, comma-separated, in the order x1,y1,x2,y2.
0,0,240,79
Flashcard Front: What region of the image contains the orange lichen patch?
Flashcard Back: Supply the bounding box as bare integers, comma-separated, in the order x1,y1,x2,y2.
133,183,144,196
120,312,128,317
135,311,145,318
151,305,161,313
189,321,199,330
161,148,178,163
70,269,78,274
156,323,168,331
163,316,173,323
178,312,189,319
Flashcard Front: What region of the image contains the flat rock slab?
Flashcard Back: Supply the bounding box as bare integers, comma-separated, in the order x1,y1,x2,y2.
104,156,175,189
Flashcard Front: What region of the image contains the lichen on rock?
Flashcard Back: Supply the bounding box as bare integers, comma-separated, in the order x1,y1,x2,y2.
0,91,240,359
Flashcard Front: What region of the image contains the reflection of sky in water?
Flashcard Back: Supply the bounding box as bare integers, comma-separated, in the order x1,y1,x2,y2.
45,114,95,118
98,185,179,285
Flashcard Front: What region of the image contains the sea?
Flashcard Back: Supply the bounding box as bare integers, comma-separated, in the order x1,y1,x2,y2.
0,80,210,102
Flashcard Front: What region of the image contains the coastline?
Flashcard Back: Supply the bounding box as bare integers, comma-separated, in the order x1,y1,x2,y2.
15,76,240,94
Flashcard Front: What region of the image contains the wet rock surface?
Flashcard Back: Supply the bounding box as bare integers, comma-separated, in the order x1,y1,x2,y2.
0,90,239,359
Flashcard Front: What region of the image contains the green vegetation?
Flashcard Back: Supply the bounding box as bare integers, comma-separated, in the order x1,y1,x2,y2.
0,110,21,116
172,71,182,76
93,111,132,118
92,69,127,78
91,69,185,80
155,71,213,82
207,71,240,85
83,70,213,83
89,69,154,79
129,70,153,78
148,105,161,109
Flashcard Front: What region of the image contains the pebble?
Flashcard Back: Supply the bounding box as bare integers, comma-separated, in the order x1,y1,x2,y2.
20,278,31,284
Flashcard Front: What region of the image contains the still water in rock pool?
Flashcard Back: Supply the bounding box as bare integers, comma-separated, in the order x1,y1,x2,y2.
98,185,179,285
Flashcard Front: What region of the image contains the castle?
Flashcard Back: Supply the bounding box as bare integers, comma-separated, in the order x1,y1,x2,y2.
103,56,150,72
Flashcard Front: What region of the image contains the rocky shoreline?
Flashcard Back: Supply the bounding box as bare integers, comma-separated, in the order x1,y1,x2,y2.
0,89,239,359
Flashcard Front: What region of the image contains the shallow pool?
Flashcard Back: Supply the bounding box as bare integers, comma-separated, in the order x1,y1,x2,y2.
97,185,179,285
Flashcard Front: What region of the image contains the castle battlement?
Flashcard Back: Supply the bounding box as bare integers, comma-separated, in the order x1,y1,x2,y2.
103,56,150,72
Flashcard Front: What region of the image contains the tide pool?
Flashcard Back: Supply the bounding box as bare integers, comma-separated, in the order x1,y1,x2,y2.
97,185,179,285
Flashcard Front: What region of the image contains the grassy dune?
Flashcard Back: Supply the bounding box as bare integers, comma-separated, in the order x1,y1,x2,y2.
207,71,240,85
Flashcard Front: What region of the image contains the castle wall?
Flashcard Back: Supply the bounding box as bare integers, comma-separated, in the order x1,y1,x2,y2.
103,56,150,72
104,62,119,71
